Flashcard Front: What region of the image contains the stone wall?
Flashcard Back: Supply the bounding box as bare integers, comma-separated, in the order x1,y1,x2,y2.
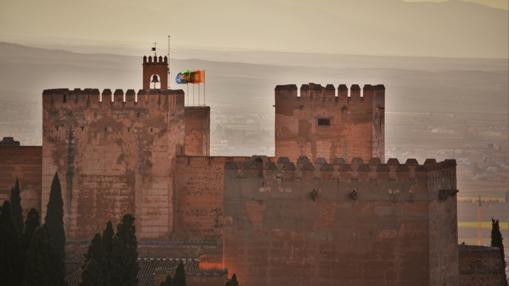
223,156,457,286
42,88,185,241
275,84,385,163
174,156,249,241
184,107,210,156
428,161,459,285
459,244,507,286
0,143,42,217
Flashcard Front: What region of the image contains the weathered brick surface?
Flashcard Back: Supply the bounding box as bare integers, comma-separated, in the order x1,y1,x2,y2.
184,107,210,156
42,88,185,241
428,165,460,285
0,145,42,217
175,156,249,241
223,157,458,286
459,245,507,286
275,84,385,163
1,56,469,286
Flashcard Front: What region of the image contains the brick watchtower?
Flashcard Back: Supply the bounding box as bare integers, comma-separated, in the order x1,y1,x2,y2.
143,55,169,89
274,83,385,162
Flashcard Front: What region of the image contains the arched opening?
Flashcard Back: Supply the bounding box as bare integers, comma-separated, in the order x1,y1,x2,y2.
150,74,161,89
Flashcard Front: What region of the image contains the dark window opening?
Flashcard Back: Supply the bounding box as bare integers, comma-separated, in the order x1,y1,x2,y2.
318,118,331,127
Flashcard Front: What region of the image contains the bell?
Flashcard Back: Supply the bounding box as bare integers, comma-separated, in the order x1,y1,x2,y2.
151,75,160,83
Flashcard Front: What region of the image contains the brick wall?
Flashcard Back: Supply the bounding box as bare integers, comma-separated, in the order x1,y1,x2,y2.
275,84,384,163
223,156,457,286
42,88,185,241
459,245,507,286
184,107,210,156
0,145,42,217
175,156,249,241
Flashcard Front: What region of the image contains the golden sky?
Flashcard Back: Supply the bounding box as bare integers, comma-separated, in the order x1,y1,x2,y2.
0,0,507,58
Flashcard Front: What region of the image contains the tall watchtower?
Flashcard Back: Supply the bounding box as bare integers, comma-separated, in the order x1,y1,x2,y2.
274,83,385,162
143,55,169,89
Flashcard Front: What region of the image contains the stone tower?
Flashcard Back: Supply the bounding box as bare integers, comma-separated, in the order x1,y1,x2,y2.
275,83,385,162
143,55,169,89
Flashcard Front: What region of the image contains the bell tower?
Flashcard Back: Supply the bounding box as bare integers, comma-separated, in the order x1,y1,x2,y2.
143,55,169,89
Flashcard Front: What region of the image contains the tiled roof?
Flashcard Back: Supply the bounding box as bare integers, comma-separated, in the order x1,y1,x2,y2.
65,257,227,286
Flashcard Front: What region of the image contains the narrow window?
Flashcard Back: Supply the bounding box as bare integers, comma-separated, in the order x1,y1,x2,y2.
317,118,331,127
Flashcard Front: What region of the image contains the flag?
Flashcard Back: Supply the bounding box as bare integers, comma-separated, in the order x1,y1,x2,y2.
191,70,204,83
176,70,204,84
151,47,156,51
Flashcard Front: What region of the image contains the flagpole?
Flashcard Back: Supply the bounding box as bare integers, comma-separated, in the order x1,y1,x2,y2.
204,70,206,106
168,35,171,88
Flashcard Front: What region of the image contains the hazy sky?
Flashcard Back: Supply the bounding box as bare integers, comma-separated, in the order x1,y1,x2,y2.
0,0,508,58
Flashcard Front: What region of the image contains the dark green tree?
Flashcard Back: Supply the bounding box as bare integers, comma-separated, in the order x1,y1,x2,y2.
11,178,24,234
102,221,114,258
0,201,19,285
160,274,173,286
491,219,508,286
23,208,41,250
81,258,102,286
84,233,104,264
102,221,114,285
9,179,27,285
45,173,65,260
173,261,186,286
80,233,105,285
23,226,64,286
225,273,239,286
110,214,139,286
43,173,66,286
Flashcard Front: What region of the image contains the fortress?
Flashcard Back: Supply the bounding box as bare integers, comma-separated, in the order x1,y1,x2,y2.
1,53,496,285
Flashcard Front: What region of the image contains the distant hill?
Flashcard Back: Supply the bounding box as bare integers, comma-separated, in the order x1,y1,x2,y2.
0,41,507,196
1,0,508,58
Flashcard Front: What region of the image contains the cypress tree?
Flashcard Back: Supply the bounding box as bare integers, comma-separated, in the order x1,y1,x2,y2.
160,274,173,286
23,208,41,250
11,178,23,234
0,201,18,285
44,173,66,285
80,233,105,286
102,221,114,258
491,219,508,286
110,214,139,286
23,226,63,286
81,258,101,286
45,173,65,259
84,233,104,263
102,221,114,285
173,261,186,286
10,179,26,285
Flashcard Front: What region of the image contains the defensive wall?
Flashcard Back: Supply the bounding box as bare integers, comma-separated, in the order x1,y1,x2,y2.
459,244,507,286
175,156,250,242
223,156,458,286
0,137,42,217
184,107,210,156
42,88,185,241
275,83,384,163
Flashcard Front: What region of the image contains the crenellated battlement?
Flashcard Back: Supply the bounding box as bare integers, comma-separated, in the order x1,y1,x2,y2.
225,155,456,181
42,88,185,109
143,55,168,64
275,83,385,104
